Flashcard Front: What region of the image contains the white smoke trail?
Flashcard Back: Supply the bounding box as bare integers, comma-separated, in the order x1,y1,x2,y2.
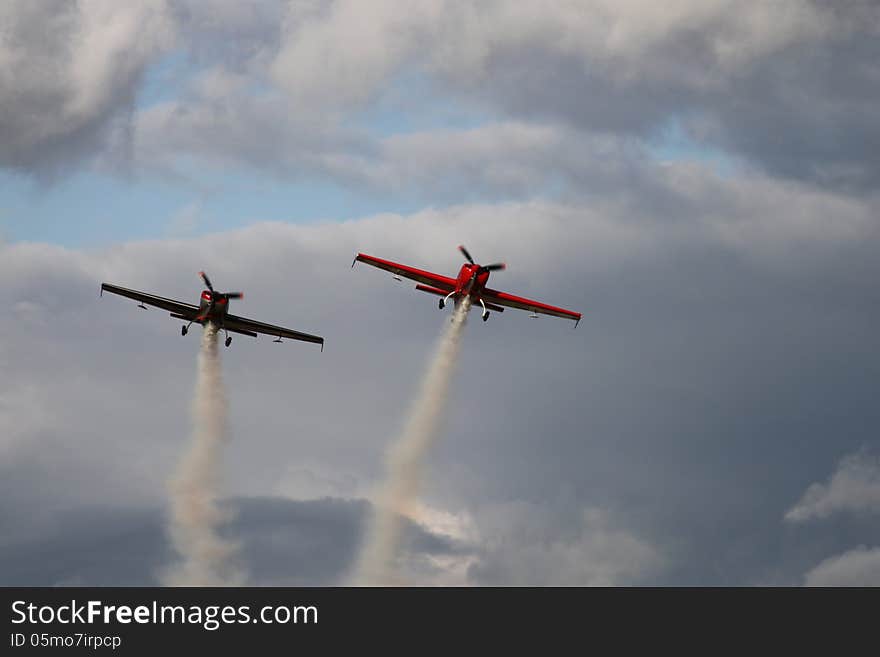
162,324,244,586
354,297,472,585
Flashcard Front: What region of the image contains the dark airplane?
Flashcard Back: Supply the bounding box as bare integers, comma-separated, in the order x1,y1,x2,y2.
100,271,324,350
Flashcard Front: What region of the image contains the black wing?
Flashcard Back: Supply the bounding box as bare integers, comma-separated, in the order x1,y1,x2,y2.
223,313,324,349
101,283,200,319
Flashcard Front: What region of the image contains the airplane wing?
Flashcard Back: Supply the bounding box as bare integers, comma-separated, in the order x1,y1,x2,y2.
481,287,581,325
353,253,457,291
101,283,200,319
223,314,324,349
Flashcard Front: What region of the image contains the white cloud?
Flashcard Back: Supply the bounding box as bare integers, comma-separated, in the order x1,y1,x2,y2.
786,450,880,523
367,499,660,586
804,546,880,586
390,502,480,586
165,201,205,237
270,0,835,105
272,0,436,113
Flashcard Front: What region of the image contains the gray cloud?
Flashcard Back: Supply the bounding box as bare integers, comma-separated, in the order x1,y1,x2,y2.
3,2,880,584
468,505,664,586
267,0,880,190
0,496,466,586
5,0,876,197
786,449,880,586
2,163,879,583
0,0,175,175
169,0,288,69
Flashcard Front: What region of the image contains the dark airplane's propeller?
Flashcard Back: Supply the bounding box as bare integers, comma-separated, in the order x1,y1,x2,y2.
458,245,506,275
198,271,244,312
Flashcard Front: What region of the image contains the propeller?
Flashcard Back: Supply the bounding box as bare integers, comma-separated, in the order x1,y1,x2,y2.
458,245,506,275
198,271,243,303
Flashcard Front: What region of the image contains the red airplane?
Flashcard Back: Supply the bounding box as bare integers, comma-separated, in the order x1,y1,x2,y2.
100,271,324,349
352,245,581,326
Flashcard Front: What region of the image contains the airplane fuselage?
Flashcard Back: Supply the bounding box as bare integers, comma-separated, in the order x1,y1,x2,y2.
197,290,230,324
445,263,503,320
454,263,491,298
182,290,236,344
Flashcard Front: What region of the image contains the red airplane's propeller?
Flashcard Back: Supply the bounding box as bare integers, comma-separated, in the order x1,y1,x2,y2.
458,245,506,274
458,244,475,264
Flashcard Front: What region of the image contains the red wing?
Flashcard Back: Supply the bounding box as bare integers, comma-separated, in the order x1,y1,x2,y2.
481,287,581,323
353,253,457,291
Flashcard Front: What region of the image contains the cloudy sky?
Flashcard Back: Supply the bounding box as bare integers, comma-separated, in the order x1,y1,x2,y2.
2,0,880,586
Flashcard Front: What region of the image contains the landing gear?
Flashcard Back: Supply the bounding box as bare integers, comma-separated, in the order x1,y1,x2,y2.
478,297,489,322
225,336,232,348
181,324,188,336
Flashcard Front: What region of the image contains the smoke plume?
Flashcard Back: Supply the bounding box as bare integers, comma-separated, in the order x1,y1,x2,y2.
354,297,472,585
163,324,244,585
